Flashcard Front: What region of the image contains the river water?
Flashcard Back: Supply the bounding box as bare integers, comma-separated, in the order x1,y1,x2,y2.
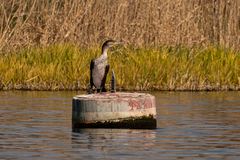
1,91,240,160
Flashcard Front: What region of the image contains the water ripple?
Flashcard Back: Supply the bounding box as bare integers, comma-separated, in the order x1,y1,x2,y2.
1,91,240,160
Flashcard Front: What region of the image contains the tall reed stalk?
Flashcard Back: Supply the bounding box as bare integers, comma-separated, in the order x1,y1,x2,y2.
0,0,239,51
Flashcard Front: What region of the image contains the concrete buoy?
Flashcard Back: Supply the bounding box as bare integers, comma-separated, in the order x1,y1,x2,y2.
72,92,157,129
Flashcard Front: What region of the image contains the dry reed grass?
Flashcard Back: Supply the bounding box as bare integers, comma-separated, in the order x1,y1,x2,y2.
0,0,239,51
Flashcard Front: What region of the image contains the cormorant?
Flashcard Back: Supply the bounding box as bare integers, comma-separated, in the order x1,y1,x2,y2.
89,40,120,93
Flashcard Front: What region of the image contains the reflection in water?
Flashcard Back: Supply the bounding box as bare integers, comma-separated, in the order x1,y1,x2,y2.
71,129,157,159
0,91,240,159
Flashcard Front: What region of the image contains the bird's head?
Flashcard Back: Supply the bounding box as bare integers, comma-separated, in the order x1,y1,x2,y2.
102,39,122,52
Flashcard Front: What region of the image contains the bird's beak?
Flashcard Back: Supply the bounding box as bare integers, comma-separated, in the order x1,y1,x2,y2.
114,41,124,46
109,41,123,47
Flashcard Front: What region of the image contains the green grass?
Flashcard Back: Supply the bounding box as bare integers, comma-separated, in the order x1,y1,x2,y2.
0,44,239,91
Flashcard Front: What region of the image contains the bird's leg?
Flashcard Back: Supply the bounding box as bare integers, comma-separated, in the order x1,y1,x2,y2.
100,64,110,92
88,59,95,94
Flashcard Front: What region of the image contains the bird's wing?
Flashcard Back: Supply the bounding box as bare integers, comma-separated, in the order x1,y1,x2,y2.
90,59,95,70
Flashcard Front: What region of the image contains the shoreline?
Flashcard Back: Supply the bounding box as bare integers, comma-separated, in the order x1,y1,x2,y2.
0,85,239,91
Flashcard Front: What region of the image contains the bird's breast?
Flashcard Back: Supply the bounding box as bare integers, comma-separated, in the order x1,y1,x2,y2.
92,58,108,88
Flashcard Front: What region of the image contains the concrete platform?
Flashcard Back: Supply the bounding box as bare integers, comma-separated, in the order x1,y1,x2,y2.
72,92,157,129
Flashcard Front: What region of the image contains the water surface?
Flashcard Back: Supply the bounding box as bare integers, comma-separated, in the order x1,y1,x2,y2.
1,91,240,160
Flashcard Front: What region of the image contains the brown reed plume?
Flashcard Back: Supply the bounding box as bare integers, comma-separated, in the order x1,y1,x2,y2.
0,0,239,52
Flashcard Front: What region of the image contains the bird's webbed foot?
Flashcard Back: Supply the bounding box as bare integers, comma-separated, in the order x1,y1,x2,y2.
101,87,107,92
87,85,95,94
96,87,107,93
96,89,100,93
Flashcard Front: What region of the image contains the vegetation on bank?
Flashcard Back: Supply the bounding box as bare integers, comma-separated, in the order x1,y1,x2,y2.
1,1,239,91
0,44,239,91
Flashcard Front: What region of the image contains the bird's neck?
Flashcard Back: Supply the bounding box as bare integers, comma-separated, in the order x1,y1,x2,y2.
102,46,109,57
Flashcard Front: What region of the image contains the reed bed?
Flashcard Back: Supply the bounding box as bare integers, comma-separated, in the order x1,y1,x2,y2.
0,1,239,91
0,44,239,91
0,0,239,51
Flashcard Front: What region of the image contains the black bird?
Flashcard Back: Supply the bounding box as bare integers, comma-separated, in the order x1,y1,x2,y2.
89,40,120,93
